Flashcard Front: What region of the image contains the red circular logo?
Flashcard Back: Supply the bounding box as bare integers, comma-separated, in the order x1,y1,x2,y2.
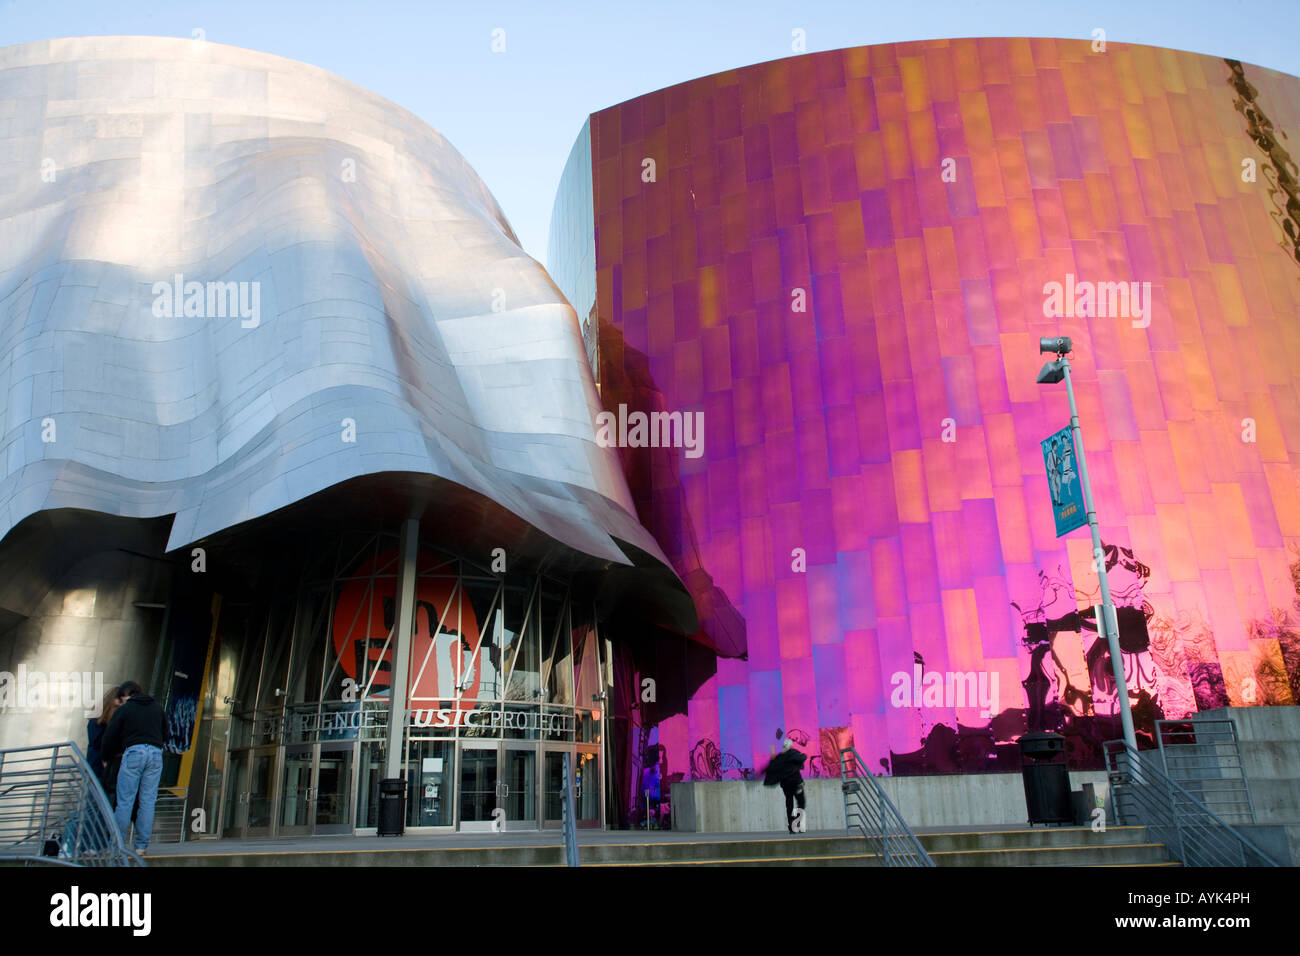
332,550,482,710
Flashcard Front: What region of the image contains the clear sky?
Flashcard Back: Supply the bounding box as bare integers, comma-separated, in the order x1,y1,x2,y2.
2,0,1297,260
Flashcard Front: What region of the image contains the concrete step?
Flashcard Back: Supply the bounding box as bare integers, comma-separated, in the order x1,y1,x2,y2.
633,831,1181,867
151,825,1178,867
154,845,567,867
929,842,1172,867
918,825,1149,852
592,852,882,867
576,836,864,862
154,836,866,867
1092,862,1183,867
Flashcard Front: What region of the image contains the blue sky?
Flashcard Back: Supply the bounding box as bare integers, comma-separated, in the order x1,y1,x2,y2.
2,0,1297,259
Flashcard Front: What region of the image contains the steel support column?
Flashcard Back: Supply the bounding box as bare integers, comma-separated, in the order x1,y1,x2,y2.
384,518,419,779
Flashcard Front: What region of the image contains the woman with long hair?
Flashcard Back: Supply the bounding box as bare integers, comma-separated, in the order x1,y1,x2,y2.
86,685,122,783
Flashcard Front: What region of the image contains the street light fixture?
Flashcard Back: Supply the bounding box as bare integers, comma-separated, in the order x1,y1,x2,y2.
1035,336,1139,754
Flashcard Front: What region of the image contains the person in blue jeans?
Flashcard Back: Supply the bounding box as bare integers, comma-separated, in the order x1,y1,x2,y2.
100,680,166,854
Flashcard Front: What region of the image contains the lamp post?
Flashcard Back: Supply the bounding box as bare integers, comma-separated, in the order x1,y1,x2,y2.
1036,337,1139,754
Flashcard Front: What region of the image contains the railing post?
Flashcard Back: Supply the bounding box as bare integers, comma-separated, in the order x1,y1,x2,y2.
1157,749,1185,864
40,747,58,847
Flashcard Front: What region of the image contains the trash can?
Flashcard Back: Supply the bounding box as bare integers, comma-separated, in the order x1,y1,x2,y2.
378,778,406,837
1019,732,1072,825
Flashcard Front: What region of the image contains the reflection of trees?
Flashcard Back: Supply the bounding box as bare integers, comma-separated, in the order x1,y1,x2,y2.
1236,546,1300,706
1145,610,1199,718
1226,59,1300,268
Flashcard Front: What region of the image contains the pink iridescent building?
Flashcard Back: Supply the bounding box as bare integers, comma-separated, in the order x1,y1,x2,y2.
549,38,1300,823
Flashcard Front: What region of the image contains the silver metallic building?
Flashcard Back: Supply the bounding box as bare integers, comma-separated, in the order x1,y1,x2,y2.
0,37,691,835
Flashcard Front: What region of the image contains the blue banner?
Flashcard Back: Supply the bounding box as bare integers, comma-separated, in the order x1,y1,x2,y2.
1041,426,1087,537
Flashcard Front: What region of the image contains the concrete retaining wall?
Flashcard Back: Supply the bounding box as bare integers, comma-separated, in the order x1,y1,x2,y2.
1232,824,1300,865
673,708,1300,834
1195,707,1300,825
671,770,1111,833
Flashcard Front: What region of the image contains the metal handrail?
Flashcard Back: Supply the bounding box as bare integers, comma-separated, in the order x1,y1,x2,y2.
150,787,190,844
1104,740,1279,867
838,747,935,867
0,741,145,867
1155,718,1257,823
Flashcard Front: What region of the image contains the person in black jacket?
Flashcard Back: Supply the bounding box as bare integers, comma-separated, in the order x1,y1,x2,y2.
763,739,808,833
100,681,166,854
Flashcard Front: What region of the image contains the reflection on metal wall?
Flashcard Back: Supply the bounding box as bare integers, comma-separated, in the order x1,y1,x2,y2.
0,543,168,752
549,119,599,377
551,38,1300,793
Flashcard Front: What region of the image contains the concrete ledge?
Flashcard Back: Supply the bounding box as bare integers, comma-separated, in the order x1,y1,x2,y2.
671,770,1111,832
670,710,1300,834
1197,706,1300,744
1236,740,1298,779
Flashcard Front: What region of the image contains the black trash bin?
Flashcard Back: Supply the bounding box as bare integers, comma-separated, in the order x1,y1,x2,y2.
1019,732,1072,825
378,778,406,836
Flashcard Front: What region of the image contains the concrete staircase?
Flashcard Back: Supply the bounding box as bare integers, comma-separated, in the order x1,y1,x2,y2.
150,835,871,867
919,826,1174,866
147,825,1176,867
598,826,1175,866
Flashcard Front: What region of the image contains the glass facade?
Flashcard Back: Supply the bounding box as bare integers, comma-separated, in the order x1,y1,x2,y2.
182,531,607,837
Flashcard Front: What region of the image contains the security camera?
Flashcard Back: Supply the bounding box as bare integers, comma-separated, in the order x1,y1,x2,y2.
1040,336,1072,355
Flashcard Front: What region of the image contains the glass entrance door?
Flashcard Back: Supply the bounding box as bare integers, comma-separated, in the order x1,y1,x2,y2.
543,750,567,829
223,746,277,838
245,747,276,837
458,743,498,831
502,745,537,831
314,743,354,834
278,745,314,835
407,740,454,828
221,750,250,837
575,747,601,828
542,749,594,829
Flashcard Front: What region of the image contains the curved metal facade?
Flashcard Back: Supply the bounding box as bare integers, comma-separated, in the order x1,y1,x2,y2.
0,36,671,581
550,38,1300,789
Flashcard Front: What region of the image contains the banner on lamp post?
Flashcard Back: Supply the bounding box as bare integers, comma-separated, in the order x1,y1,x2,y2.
1041,425,1087,537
